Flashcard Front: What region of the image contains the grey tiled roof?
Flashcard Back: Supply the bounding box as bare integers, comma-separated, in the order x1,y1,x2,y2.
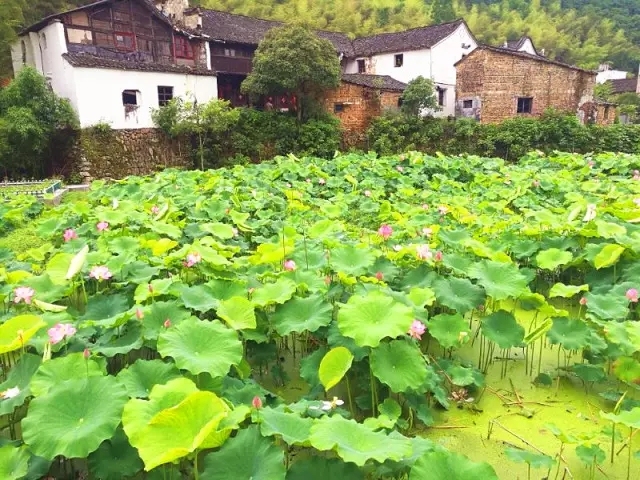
351,19,466,57
342,74,407,91
609,77,639,94
62,53,216,76
198,9,355,56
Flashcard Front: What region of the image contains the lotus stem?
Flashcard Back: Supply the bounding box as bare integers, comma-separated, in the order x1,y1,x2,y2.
346,374,355,418
611,423,616,464
554,443,564,480
194,450,199,480
369,363,377,416
627,428,633,480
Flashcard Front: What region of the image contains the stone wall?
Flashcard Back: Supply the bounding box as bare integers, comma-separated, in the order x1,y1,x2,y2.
456,49,597,124
67,128,190,182
324,82,402,146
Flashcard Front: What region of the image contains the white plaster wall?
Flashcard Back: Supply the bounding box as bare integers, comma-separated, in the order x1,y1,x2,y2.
518,39,537,56
596,69,629,84
429,24,477,117
71,67,218,129
367,49,432,84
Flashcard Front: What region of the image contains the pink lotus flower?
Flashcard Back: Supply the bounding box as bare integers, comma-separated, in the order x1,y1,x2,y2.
416,244,433,260
422,204,429,210
151,205,160,215
232,228,239,237
324,276,332,285
438,206,448,215
306,178,311,183
96,221,109,232
422,227,432,237
434,251,443,262
408,320,426,340
626,288,638,303
634,170,640,180
579,297,587,306
319,178,326,185
364,190,371,197
13,286,35,305
163,319,171,328
284,259,296,271
252,396,263,409
184,252,202,268
48,323,76,345
89,266,112,281
83,348,90,359
532,180,541,188
63,229,78,242
148,283,154,293
588,160,595,168
135,308,144,320
396,166,404,172
375,271,384,281
378,224,393,239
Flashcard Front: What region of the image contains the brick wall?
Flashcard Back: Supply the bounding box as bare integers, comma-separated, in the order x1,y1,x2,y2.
324,82,402,137
456,49,597,124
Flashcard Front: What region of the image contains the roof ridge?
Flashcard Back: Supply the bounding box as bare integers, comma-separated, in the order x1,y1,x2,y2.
354,18,463,41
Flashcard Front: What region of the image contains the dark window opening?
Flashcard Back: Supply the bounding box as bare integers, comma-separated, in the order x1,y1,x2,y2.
437,87,446,107
397,97,403,108
174,36,193,59
463,99,473,109
394,54,403,67
357,59,366,73
604,106,610,120
517,97,533,114
158,86,174,107
122,90,139,106
334,103,344,113
21,41,26,64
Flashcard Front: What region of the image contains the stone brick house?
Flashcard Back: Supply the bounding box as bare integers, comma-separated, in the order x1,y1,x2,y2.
454,45,601,124
324,74,406,144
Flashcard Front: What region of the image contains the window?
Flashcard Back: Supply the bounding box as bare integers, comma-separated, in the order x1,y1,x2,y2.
463,99,473,109
122,90,139,106
357,59,366,73
517,97,533,114
394,54,403,67
224,48,236,57
437,87,446,107
158,86,174,107
604,106,610,120
114,32,135,51
334,103,344,113
397,97,403,108
175,36,193,59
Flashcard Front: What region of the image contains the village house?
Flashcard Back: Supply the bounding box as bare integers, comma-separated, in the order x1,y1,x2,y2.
454,45,613,125
596,63,630,84
608,76,640,95
344,20,477,117
11,0,218,129
501,36,541,56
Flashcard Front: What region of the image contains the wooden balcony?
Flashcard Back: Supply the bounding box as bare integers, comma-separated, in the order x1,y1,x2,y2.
211,55,253,75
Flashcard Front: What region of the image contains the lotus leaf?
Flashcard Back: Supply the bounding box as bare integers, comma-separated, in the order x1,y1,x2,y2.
0,444,29,480
337,291,414,347
535,248,573,270
271,295,333,336
30,352,107,397
116,359,182,398
427,313,470,350
309,415,412,466
600,408,640,429
216,296,256,330
0,354,41,415
371,340,427,392
157,318,242,377
22,376,128,460
548,283,589,298
318,346,353,391
593,244,625,269
409,451,499,479
87,427,144,480
504,448,554,469
468,260,528,300
285,457,364,480
258,407,314,445
0,315,45,355
433,277,485,315
201,425,286,480
181,285,218,313
251,278,298,307
481,310,525,349
93,322,144,357
546,318,590,351
331,244,376,276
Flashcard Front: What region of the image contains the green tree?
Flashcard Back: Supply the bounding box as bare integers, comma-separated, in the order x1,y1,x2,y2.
431,0,457,24
152,97,240,170
0,66,78,178
241,24,341,121
400,76,438,116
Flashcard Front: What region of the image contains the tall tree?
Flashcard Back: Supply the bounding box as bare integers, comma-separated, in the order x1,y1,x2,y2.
431,0,457,23
241,24,341,121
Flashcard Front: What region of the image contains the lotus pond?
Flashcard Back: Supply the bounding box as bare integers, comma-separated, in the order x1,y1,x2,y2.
1,151,640,480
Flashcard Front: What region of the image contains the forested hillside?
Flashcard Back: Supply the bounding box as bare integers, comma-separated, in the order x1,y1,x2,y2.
1,0,639,76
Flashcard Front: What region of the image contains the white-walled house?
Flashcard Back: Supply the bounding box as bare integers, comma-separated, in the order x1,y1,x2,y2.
344,20,477,117
501,36,541,57
11,0,218,129
596,63,629,84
